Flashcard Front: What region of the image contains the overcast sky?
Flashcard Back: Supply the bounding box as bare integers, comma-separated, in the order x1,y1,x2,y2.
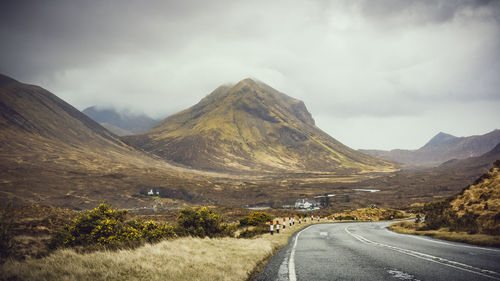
1,0,499,150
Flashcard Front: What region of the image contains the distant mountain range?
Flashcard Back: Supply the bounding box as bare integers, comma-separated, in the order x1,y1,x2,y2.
360,130,500,167
123,78,395,173
346,142,500,208
82,106,159,136
1,73,497,210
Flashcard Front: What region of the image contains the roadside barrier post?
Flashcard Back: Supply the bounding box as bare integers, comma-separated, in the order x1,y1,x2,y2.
311,215,314,222
270,221,274,235
283,218,286,230
293,217,295,225
299,217,301,224
276,221,280,234
318,216,320,222
289,217,292,227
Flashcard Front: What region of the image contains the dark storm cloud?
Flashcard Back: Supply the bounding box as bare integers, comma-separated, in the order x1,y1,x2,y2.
0,1,209,79
359,0,499,25
0,0,499,149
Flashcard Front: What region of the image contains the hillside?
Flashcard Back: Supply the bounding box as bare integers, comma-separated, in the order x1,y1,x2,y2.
389,160,500,242
82,106,158,136
360,130,500,167
123,78,395,173
445,160,500,234
100,122,134,136
341,143,500,207
0,74,213,209
2,73,492,211
0,77,130,144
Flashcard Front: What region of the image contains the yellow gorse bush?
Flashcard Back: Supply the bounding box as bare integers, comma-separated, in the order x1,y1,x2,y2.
50,203,233,251
50,202,176,249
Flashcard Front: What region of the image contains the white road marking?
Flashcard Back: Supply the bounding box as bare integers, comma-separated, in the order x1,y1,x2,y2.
288,227,310,281
276,250,290,281
384,228,500,252
345,226,500,280
320,232,328,236
387,269,421,281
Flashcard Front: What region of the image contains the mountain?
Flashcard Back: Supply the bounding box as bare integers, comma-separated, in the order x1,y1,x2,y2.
437,142,500,171
347,142,500,208
424,132,460,147
360,130,500,167
10,73,492,211
0,75,124,149
99,122,134,136
123,78,395,173
0,74,205,209
82,106,158,136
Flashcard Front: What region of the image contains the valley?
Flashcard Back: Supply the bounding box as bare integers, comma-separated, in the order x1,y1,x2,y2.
1,74,497,212
1,2,499,280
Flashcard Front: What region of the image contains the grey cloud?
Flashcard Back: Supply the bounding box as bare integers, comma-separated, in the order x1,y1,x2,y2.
0,0,498,149
358,0,500,25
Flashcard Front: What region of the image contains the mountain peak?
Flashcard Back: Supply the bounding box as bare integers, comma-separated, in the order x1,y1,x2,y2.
238,77,258,85
423,132,458,147
123,80,393,173
231,77,261,93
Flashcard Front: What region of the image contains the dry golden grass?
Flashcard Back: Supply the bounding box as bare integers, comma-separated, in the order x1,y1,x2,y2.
0,218,316,281
329,208,406,221
389,221,500,248
449,167,500,233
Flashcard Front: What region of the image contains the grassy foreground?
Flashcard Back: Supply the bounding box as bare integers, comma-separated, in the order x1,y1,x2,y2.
0,219,314,281
389,221,500,248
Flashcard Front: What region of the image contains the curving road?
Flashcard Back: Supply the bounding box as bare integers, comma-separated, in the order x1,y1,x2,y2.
256,221,500,281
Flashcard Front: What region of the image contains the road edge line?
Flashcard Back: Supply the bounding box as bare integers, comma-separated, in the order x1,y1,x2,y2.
288,225,316,281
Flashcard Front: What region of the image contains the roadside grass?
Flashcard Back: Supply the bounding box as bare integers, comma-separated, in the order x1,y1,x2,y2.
388,221,500,248
329,207,407,222
0,218,315,281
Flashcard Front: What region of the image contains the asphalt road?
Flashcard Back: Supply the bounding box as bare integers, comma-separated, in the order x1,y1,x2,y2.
256,221,500,281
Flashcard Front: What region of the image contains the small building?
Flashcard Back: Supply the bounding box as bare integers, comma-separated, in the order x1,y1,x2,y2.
295,198,319,209
147,189,160,196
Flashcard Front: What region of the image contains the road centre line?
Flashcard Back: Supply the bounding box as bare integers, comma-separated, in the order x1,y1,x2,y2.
345,226,500,280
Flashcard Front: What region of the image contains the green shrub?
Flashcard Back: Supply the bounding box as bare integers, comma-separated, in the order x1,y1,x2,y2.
50,202,176,250
422,199,482,234
239,212,273,227
175,207,234,238
421,199,453,230
138,220,176,243
381,210,406,221
450,211,479,234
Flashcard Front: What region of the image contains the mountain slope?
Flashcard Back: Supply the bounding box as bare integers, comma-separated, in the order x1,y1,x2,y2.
346,142,500,209
423,159,500,235
0,75,127,150
100,122,134,136
82,106,158,136
437,142,500,172
0,74,207,208
360,130,500,167
123,78,395,173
